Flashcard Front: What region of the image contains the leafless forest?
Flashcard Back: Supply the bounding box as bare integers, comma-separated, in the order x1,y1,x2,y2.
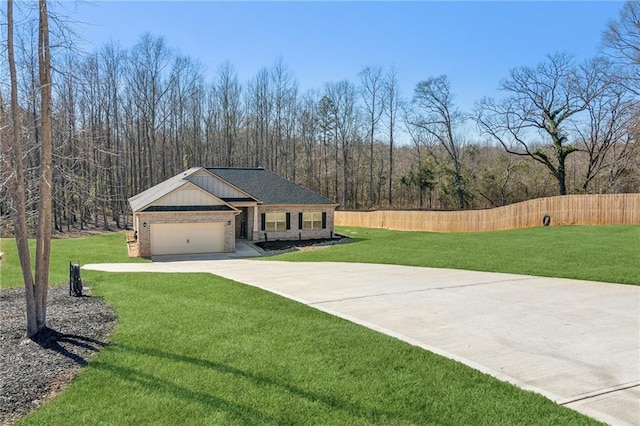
2,2,639,235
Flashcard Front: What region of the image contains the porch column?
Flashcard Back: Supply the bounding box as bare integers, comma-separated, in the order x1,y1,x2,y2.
253,205,259,240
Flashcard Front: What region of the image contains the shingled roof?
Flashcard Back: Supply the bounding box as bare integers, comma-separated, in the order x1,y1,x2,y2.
207,167,337,205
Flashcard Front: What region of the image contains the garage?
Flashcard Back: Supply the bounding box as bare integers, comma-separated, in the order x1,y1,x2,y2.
150,222,224,255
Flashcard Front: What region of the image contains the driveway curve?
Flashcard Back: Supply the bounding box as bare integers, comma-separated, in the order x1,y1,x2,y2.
84,260,640,425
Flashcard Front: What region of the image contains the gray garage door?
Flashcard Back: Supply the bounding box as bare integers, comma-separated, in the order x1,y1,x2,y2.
150,222,224,255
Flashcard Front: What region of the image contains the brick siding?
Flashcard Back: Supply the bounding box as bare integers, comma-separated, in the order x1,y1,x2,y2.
135,211,236,257
252,206,335,242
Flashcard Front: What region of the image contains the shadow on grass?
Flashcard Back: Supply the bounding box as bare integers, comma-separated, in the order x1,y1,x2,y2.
33,327,108,366
102,342,419,424
335,231,370,243
90,359,282,424
340,237,368,244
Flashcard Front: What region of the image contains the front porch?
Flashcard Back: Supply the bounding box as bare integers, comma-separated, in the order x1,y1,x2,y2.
231,204,258,240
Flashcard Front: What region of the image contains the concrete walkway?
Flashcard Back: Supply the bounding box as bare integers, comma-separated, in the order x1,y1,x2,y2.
151,241,262,262
84,260,640,425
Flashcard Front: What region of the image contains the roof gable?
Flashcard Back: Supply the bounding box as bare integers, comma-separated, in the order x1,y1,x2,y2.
129,168,202,212
129,168,237,212
150,182,228,208
207,167,337,205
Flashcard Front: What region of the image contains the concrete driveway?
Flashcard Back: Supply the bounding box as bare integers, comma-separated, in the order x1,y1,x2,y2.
84,260,640,425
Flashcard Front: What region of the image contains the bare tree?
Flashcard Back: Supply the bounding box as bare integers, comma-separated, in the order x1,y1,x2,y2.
100,42,128,226
34,0,53,332
325,80,359,208
299,90,319,190
271,59,298,178
1,0,53,337
603,0,640,95
214,61,242,166
164,54,202,177
385,65,400,206
2,0,40,337
573,59,639,192
246,67,272,168
127,33,172,187
409,75,467,208
475,52,600,195
318,94,337,199
359,65,385,208
53,53,82,232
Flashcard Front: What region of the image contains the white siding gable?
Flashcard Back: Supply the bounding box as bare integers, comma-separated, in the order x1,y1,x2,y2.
151,183,226,207
189,169,254,199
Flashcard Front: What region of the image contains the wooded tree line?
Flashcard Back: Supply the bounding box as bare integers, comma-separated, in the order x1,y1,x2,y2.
2,1,639,236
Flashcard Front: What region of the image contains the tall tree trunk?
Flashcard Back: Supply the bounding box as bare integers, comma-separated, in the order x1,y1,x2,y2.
34,0,53,332
389,128,394,207
386,67,398,208
4,0,38,337
557,157,568,196
369,124,374,208
342,142,348,209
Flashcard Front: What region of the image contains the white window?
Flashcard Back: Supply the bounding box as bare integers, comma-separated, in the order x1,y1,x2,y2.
266,212,286,231
303,212,322,229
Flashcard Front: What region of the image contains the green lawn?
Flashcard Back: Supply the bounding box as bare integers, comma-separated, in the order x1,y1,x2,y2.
271,225,640,285
2,227,626,424
20,271,598,425
0,232,148,289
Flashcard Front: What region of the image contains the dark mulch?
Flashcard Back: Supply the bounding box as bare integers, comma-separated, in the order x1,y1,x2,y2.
255,235,350,251
0,285,116,426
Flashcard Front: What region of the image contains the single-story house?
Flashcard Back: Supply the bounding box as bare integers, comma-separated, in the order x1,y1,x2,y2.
128,167,339,257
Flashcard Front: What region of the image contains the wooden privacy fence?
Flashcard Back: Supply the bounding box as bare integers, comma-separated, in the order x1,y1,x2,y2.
335,194,640,233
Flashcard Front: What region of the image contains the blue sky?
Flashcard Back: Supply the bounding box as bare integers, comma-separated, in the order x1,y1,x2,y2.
69,1,624,111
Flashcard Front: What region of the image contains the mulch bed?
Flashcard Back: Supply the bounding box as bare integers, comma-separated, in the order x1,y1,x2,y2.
255,235,350,251
0,285,116,425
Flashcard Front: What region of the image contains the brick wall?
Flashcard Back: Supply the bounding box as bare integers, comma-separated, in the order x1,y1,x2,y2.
134,206,335,256
252,205,335,242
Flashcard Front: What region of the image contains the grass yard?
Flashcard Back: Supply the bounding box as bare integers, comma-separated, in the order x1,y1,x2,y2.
2,226,628,424
272,225,640,285
0,232,148,289
19,271,598,425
